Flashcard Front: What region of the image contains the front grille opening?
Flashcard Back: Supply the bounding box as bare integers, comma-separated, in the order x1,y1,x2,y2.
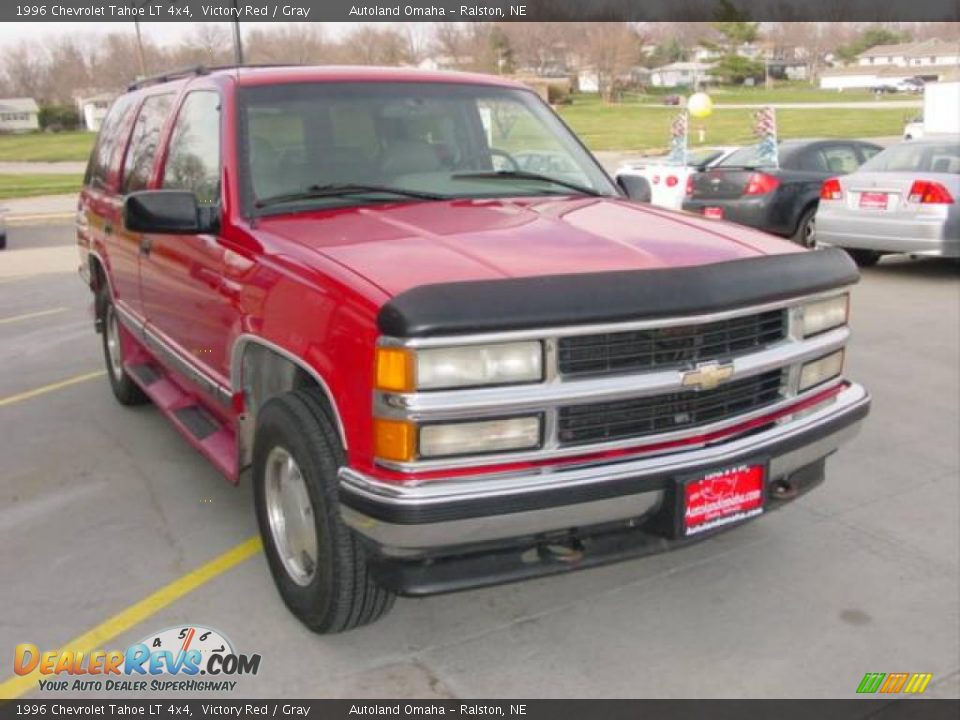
557,369,785,446
558,309,787,377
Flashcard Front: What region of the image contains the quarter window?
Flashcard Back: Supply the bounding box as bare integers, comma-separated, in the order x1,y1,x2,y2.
162,91,221,204
122,94,174,194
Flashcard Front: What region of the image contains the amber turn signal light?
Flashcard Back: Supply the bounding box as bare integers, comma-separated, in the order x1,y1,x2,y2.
375,347,414,392
373,418,417,462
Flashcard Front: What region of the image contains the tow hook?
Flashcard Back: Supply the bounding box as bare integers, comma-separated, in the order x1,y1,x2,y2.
771,478,798,500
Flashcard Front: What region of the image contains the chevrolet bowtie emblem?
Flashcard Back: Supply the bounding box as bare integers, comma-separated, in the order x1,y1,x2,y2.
681,361,734,391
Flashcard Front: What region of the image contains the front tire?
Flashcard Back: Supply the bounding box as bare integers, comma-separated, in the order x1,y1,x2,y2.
253,388,395,633
98,292,148,406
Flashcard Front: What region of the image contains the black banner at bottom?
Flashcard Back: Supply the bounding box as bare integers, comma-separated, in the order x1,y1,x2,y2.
0,700,958,720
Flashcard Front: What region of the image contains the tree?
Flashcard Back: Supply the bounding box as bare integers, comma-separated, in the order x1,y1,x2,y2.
711,55,765,85
579,23,642,102
711,0,759,47
835,25,912,64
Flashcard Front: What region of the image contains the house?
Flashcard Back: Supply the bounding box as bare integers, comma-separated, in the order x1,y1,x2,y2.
76,94,114,132
821,39,960,90
0,98,39,133
857,39,960,68
650,62,714,88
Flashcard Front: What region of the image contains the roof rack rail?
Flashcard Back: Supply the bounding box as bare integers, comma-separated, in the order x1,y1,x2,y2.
126,63,302,92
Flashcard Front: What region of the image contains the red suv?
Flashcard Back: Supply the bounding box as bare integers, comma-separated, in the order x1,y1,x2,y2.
77,66,870,633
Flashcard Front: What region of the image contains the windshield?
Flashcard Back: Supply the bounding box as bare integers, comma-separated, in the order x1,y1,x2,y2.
860,141,960,175
238,82,617,213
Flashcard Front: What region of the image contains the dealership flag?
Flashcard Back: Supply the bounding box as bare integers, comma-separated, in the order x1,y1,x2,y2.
667,112,689,165
753,106,779,168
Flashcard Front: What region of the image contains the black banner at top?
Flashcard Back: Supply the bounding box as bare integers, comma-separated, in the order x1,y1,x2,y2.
3,0,960,23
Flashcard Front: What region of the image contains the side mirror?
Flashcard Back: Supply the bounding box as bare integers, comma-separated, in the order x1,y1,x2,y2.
124,190,217,234
616,174,652,203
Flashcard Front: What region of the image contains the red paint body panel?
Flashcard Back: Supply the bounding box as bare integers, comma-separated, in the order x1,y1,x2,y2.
259,197,802,296
79,66,808,485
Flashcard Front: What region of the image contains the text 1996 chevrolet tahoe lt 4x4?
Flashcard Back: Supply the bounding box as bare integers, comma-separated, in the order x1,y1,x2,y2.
77,65,870,633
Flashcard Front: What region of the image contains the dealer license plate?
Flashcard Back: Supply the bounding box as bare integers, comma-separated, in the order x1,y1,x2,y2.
859,192,889,210
681,463,765,537
703,207,724,219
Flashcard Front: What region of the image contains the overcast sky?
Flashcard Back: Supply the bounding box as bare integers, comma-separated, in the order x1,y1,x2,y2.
0,22,360,52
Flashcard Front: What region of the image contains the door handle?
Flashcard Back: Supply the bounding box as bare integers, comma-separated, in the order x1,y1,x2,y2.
139,236,153,256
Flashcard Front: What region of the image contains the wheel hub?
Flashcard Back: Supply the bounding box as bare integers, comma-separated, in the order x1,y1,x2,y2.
105,306,124,379
264,447,319,586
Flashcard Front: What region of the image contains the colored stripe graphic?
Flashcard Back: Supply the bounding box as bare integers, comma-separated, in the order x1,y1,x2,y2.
857,673,886,694
904,673,933,694
880,673,909,693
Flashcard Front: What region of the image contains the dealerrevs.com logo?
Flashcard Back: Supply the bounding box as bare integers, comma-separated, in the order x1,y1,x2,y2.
14,625,261,693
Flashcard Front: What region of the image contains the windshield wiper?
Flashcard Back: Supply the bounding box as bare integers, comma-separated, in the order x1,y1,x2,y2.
451,170,603,197
255,184,449,209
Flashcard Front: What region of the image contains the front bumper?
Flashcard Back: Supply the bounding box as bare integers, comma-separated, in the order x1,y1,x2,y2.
339,382,869,591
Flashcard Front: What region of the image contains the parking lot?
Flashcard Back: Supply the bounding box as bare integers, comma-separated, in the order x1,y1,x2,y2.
1,222,958,699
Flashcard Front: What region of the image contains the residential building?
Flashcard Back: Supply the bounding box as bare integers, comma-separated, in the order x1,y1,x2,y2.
76,94,114,132
650,62,714,88
821,38,960,90
0,98,39,133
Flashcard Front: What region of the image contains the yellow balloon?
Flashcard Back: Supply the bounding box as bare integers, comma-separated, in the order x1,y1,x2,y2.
688,92,713,119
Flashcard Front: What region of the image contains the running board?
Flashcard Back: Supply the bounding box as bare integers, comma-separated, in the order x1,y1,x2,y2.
126,362,238,482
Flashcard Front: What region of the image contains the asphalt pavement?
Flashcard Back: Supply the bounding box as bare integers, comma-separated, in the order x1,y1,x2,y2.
0,223,957,699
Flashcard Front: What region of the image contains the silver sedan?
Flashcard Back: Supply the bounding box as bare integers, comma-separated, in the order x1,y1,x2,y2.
815,137,959,266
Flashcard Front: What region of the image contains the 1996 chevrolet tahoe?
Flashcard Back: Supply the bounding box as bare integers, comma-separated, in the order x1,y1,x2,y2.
77,66,870,633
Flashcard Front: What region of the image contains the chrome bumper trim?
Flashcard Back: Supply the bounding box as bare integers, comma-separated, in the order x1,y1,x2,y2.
340,383,869,554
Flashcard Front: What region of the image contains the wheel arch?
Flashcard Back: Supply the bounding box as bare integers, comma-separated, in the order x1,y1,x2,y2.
231,334,348,473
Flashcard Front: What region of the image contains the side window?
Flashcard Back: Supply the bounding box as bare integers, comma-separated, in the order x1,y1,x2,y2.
797,148,827,173
122,94,174,194
820,145,861,174
162,91,221,205
85,94,137,189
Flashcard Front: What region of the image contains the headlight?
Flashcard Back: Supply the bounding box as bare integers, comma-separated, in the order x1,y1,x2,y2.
420,416,542,458
375,342,543,391
373,416,542,462
799,294,848,337
799,350,844,392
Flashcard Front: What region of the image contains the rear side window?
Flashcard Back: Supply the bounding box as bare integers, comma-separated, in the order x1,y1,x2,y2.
819,145,860,174
122,93,174,194
861,142,960,174
85,94,137,189
162,91,221,204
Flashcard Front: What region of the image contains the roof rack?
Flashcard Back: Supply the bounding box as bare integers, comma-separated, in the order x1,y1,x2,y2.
126,63,301,92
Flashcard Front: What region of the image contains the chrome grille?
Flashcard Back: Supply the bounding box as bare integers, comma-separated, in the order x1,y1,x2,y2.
557,309,787,377
557,370,785,446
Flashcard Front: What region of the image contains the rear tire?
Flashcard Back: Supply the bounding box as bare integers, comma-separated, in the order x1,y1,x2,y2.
253,388,395,633
98,292,149,406
844,249,882,267
793,206,817,248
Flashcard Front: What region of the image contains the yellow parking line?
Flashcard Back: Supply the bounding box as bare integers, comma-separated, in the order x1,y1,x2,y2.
0,307,67,325
0,536,263,699
0,370,106,407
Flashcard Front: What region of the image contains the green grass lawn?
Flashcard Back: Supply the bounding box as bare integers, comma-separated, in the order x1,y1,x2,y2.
622,82,918,105
557,102,914,152
0,131,94,162
0,174,83,199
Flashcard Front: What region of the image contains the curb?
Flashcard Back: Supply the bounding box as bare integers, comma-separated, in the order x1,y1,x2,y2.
5,212,75,226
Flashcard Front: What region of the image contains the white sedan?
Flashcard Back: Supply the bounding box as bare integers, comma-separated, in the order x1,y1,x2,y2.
615,147,740,210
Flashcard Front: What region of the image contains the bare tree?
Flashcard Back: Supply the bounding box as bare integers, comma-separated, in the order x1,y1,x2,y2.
578,23,643,102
